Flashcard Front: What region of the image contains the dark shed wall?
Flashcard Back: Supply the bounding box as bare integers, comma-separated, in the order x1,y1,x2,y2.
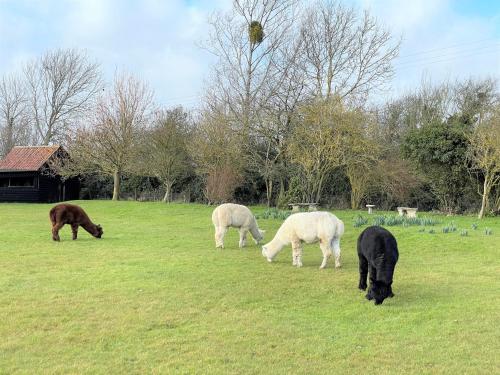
0,172,80,203
0,172,40,202
38,175,61,203
63,178,80,201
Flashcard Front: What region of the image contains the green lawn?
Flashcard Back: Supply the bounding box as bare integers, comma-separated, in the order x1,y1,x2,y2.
0,201,499,374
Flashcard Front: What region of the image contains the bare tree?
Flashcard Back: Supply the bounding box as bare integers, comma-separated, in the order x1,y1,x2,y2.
64,73,153,200
287,98,347,203
140,107,192,203
24,48,102,145
250,35,308,206
451,77,498,125
189,109,245,204
204,0,299,133
0,74,31,157
467,105,500,218
299,0,399,102
343,112,381,209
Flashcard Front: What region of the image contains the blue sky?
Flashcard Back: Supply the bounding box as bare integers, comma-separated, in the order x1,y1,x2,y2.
0,0,499,107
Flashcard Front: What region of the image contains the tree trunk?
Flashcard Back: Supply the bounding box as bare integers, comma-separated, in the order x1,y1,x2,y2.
478,177,491,219
112,170,121,201
350,192,358,210
5,117,14,154
315,174,325,203
266,177,273,207
162,181,173,203
42,128,52,146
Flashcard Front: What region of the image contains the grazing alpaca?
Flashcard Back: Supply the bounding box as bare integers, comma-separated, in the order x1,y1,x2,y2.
49,204,103,241
261,211,344,269
357,226,399,305
211,203,265,248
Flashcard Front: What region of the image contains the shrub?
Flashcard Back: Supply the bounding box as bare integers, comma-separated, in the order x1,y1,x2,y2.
484,228,492,235
443,221,457,233
205,166,242,204
372,215,440,227
256,208,291,220
460,229,468,237
353,215,368,227
471,223,478,230
373,215,386,226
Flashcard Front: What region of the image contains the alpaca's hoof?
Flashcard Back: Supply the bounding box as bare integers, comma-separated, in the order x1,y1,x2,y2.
359,285,367,291
267,258,273,263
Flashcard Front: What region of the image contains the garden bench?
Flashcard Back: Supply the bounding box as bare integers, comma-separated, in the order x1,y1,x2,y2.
288,203,319,212
397,206,418,218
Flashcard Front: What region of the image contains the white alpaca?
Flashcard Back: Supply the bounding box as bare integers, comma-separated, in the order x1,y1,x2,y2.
212,203,265,248
261,211,344,269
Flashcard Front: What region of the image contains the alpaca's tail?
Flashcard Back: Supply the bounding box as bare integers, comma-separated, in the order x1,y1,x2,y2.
335,219,345,239
49,208,56,225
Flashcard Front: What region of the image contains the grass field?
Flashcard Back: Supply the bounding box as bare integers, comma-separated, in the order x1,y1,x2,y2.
0,201,499,374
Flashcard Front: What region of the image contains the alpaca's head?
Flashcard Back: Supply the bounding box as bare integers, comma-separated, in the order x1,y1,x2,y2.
261,246,272,262
254,229,266,244
369,281,391,305
94,224,103,238
261,241,279,262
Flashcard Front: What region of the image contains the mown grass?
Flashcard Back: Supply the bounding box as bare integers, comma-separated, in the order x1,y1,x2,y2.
0,201,499,374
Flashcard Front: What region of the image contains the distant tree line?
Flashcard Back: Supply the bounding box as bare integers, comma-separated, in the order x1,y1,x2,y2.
1,0,499,218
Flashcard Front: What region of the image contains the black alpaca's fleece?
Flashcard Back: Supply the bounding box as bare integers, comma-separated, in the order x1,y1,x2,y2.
357,226,399,305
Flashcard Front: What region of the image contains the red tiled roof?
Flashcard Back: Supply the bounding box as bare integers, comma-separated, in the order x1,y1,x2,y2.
0,146,61,172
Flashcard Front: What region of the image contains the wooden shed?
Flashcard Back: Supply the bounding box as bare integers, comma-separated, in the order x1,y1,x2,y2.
0,146,79,203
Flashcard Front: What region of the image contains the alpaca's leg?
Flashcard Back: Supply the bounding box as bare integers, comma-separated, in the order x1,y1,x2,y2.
358,255,368,290
368,265,377,285
332,237,342,268
319,239,333,269
215,226,227,248
388,284,395,298
238,228,248,248
291,241,299,266
291,240,302,267
366,265,377,300
71,224,79,240
214,227,219,247
52,223,63,241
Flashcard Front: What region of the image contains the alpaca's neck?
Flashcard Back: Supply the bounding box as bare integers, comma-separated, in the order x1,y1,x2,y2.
249,221,262,240
266,236,286,258
81,222,98,236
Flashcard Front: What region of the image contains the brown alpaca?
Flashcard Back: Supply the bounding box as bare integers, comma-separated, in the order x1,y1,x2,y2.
49,204,103,241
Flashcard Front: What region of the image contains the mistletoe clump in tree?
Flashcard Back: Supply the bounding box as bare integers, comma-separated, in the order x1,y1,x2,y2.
249,21,264,46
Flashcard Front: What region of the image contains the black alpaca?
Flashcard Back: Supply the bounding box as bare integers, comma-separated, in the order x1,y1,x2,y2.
357,226,399,305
